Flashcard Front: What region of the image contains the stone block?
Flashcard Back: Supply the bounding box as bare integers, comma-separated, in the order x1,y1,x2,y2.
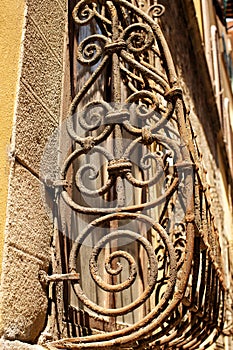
14,82,59,175
12,0,66,175
20,15,63,117
0,339,45,350
0,245,48,342
4,162,53,263
27,0,66,57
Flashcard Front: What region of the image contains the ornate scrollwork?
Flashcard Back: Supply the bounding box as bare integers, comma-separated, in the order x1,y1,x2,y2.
148,4,165,19
60,122,181,213
74,146,114,197
124,148,165,187
44,0,228,349
73,0,112,26
73,0,97,25
78,101,110,131
77,35,109,65
122,23,154,53
66,102,114,146
69,213,177,318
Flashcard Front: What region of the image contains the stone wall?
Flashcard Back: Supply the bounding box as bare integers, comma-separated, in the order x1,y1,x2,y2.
0,0,66,343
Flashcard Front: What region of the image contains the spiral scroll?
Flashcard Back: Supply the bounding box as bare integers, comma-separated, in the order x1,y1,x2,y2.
73,0,97,25
122,23,154,53
69,213,177,317
77,35,109,65
148,4,165,19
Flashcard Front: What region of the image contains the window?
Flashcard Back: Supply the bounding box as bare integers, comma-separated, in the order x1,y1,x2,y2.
39,2,228,349
211,25,223,116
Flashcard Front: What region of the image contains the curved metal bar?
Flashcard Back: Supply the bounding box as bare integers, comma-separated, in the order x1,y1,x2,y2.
75,164,115,197
60,145,114,180
73,145,115,197
60,175,179,214
50,213,187,348
147,4,165,18
78,100,112,131
124,153,164,187
70,228,160,315
122,99,176,136
66,56,112,145
77,34,110,66
73,0,112,26
114,0,177,85
120,50,170,92
122,23,154,54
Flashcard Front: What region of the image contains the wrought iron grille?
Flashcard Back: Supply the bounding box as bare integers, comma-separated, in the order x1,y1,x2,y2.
40,1,230,349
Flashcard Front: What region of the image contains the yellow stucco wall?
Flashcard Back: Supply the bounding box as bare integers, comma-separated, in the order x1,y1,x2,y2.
193,0,204,41
0,1,25,272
